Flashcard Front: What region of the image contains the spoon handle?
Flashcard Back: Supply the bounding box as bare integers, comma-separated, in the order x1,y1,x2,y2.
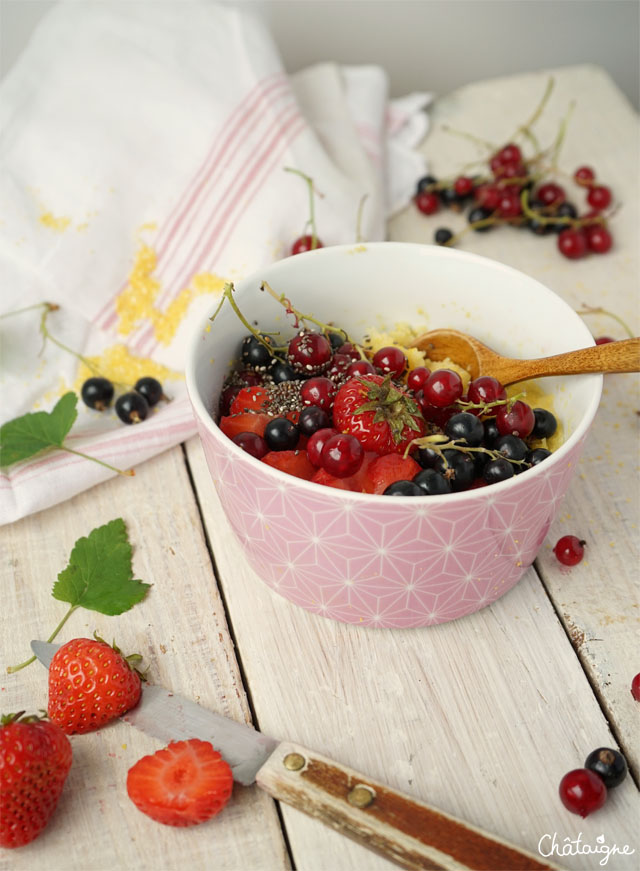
499,337,640,385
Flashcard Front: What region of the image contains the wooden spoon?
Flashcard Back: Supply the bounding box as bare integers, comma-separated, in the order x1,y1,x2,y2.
411,330,640,385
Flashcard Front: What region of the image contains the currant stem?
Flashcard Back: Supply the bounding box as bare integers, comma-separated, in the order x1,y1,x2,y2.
510,76,555,145
39,307,102,375
548,100,575,172
440,125,496,151
261,281,353,345
284,167,322,250
0,301,58,320
355,194,369,243
59,445,135,476
6,605,79,673
575,305,635,339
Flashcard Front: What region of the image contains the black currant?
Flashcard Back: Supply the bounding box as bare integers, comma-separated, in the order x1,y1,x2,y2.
134,376,165,407
435,450,475,491
327,331,345,351
445,412,484,447
415,174,437,195
434,228,453,246
532,408,557,439
584,747,627,789
483,457,515,484
467,206,494,231
383,480,424,496
415,446,439,468
440,187,466,211
551,201,578,233
526,447,551,466
528,215,552,236
483,417,500,447
298,405,330,436
264,417,300,451
240,334,274,369
270,360,297,383
413,468,452,495
115,391,149,424
494,434,528,462
81,377,114,411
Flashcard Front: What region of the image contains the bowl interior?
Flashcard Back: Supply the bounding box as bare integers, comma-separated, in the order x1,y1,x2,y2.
188,243,601,459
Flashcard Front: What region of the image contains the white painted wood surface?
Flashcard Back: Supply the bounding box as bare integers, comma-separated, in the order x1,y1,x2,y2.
2,65,639,871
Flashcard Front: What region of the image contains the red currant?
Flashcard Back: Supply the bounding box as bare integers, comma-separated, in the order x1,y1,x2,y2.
495,400,534,438
415,191,439,215
584,224,612,254
326,353,352,380
300,376,336,410
553,535,586,566
537,182,565,206
372,346,407,378
496,162,526,183
338,342,362,362
288,331,332,374
291,235,323,255
473,184,501,211
307,427,338,467
232,432,269,459
586,185,612,211
346,359,376,378
321,433,364,478
557,228,587,259
467,376,507,405
422,369,463,408
631,673,640,702
559,769,607,818
595,336,615,345
496,143,522,165
407,366,431,392
453,176,474,197
574,165,595,186
497,190,522,218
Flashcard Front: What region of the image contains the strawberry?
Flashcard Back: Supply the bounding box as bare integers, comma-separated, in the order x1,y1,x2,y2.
229,385,271,415
219,412,272,440
262,449,316,480
126,738,233,827
333,374,426,455
48,637,143,735
363,453,421,495
310,451,377,491
0,712,72,848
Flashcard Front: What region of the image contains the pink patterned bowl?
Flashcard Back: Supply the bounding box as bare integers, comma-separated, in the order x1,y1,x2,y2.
186,243,601,628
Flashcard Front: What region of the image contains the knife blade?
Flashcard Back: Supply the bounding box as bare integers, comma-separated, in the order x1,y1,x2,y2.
32,640,563,871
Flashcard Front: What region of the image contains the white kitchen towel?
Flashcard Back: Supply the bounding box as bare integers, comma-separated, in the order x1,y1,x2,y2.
0,0,431,525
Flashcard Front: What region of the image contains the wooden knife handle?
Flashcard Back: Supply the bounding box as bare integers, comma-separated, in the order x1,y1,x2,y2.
255,741,564,871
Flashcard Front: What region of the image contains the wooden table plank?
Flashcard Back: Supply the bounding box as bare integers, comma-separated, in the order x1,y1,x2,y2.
186,438,639,871
1,447,289,871
389,63,640,788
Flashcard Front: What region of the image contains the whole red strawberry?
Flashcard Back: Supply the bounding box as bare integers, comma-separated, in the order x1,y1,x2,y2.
127,738,233,827
48,636,143,735
0,712,72,848
332,374,426,455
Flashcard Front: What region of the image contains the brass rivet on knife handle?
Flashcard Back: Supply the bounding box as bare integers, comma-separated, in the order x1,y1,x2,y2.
283,752,306,771
347,784,375,808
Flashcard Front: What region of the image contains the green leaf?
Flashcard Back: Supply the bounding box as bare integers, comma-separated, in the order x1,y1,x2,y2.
52,518,150,615
0,392,78,466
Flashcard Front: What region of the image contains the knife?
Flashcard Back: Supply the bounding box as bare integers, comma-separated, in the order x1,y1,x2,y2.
32,640,562,871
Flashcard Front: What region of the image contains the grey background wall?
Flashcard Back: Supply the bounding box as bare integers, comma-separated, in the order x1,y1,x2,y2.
1,0,639,108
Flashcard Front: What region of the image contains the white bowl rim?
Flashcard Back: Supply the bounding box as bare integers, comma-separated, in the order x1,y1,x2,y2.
186,242,603,503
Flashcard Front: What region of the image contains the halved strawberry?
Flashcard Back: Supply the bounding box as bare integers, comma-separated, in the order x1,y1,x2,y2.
229,386,270,415
363,453,421,495
219,413,272,440
126,739,233,827
262,450,316,480
311,451,377,492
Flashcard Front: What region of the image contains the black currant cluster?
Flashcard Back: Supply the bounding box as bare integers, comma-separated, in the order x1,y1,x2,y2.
81,376,166,424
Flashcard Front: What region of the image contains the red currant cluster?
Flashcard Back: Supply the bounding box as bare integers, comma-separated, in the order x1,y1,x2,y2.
216,315,559,496
559,747,627,818
415,143,615,260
